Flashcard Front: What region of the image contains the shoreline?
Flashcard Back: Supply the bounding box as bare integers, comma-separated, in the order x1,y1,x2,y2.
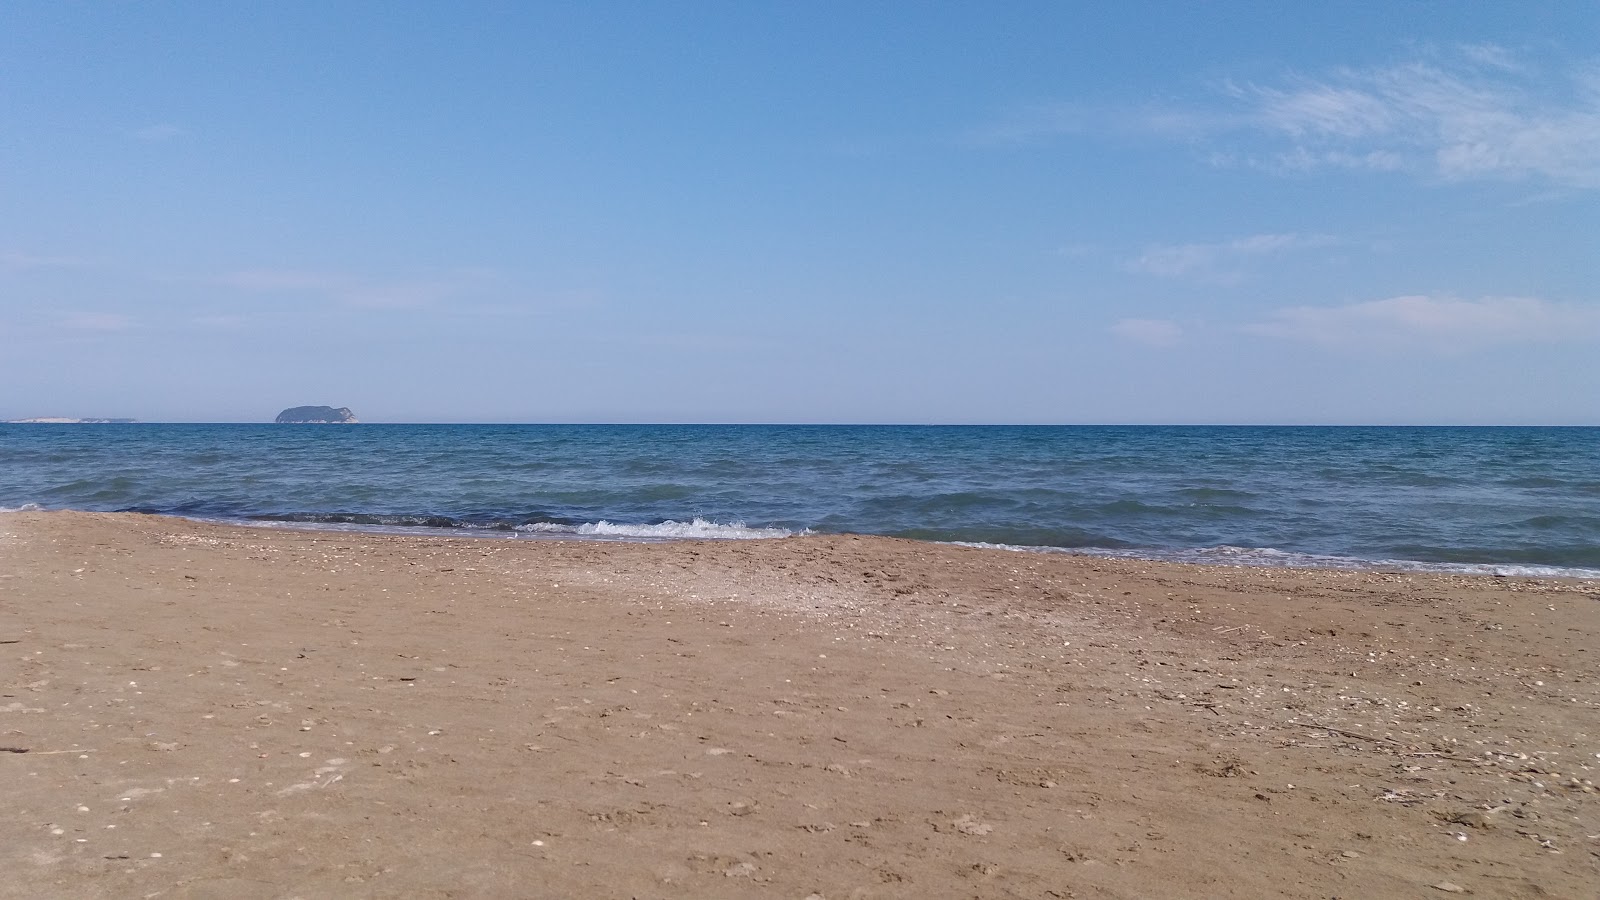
2,510,1597,898
7,424,1597,582
8,506,1598,582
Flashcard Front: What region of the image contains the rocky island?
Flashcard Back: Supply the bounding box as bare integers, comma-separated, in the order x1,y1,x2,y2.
274,405,359,424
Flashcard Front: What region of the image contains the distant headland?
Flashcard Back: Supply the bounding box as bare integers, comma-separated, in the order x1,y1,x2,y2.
275,406,359,424
4,417,137,424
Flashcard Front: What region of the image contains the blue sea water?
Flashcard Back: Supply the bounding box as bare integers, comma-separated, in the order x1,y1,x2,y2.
2,424,1598,577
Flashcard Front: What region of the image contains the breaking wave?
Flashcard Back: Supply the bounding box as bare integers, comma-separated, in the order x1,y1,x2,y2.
951,541,1600,579
229,512,801,541
517,518,803,540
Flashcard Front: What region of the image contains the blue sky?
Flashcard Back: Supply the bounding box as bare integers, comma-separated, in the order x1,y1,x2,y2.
2,2,1596,424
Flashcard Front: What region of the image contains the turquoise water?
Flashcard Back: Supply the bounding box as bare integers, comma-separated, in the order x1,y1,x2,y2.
2,424,1597,576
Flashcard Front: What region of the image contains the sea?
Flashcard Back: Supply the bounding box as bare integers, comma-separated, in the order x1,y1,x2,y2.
2,424,1597,578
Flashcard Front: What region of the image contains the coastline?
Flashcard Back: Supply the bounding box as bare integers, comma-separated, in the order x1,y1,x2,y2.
2,510,1596,898
11,503,1599,581
7,423,1598,577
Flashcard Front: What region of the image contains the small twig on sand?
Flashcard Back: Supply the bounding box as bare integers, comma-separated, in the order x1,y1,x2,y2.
1405,751,1481,764
1302,722,1397,745
1212,625,1249,634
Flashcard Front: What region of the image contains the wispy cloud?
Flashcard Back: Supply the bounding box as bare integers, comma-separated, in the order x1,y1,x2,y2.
213,269,480,310
964,101,1090,146
1110,318,1182,347
188,313,252,330
60,312,133,331
974,46,1600,189
1244,294,1600,348
1222,46,1600,187
1124,232,1337,283
1,251,97,273
966,100,1247,146
1456,42,1525,74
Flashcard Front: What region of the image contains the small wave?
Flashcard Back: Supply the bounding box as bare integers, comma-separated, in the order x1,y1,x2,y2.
1095,499,1264,519
517,518,801,540
1172,487,1258,502
1512,514,1600,530
0,503,43,512
948,541,1600,579
255,512,498,530
1500,476,1573,489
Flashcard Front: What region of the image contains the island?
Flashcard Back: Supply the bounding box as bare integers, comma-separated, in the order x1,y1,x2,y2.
274,406,359,424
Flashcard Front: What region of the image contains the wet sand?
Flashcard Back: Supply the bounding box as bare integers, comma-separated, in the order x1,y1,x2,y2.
2,511,1597,898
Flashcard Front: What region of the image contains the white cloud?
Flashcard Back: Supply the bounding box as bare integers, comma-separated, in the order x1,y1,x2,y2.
1244,295,1600,348
1125,232,1336,282
1250,83,1398,139
1111,318,1182,347
1227,47,1600,187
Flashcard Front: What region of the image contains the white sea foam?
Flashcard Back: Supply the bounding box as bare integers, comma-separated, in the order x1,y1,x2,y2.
950,541,1600,580
518,518,802,541
194,515,802,542
0,503,42,513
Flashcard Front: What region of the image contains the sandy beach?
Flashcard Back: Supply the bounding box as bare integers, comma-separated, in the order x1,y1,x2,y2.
1,510,1596,899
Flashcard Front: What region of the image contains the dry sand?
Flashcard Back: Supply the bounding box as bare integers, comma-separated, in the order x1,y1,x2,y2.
1,510,1597,899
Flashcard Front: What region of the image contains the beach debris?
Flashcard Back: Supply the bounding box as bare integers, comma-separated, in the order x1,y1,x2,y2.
949,814,994,836
1430,882,1466,893
1438,810,1492,830
1195,756,1245,778
724,861,756,878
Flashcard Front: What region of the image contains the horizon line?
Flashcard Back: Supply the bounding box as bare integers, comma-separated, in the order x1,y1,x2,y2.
6,420,1597,429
